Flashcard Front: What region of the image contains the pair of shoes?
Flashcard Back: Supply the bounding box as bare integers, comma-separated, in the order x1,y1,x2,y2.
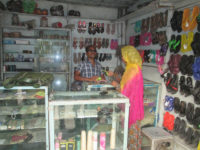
77,21,86,33
166,73,179,94
110,39,118,50
186,102,194,125
184,77,193,97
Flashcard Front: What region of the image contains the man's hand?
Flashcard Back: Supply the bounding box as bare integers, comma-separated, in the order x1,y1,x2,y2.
90,76,100,82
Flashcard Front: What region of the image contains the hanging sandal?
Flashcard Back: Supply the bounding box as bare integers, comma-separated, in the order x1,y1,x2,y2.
180,32,194,53
106,23,110,34
182,6,199,31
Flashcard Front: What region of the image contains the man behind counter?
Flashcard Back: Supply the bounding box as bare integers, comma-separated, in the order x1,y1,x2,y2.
74,45,105,83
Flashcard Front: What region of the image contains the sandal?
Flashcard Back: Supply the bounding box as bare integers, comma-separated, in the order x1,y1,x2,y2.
106,23,110,34
101,23,104,33
179,101,186,117
174,117,181,134
178,119,186,138
105,38,109,48
93,37,97,48
77,20,82,33
111,23,115,34
96,22,100,33
186,102,194,125
174,97,180,113
184,76,193,97
169,74,179,94
179,75,186,95
184,127,194,144
102,38,105,48
88,22,92,34
81,21,86,33
79,37,84,49
73,37,77,49
97,38,101,49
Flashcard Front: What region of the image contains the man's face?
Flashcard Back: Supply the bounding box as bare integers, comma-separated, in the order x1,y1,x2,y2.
86,47,97,59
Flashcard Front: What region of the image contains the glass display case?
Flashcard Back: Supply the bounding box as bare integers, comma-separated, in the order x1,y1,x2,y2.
0,86,49,150
142,80,161,128
48,91,130,150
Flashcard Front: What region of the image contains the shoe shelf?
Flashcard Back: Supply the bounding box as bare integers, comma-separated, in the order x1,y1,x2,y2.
0,105,44,115
0,129,46,145
0,117,45,131
0,86,49,149
0,10,68,19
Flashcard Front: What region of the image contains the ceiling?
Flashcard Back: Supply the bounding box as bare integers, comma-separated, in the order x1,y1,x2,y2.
47,0,154,9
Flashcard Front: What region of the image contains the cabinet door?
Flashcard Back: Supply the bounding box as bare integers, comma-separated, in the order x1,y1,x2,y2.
35,29,71,91
142,83,160,127
0,86,48,150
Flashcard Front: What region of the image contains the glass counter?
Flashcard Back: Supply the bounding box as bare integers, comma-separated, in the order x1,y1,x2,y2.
48,91,130,150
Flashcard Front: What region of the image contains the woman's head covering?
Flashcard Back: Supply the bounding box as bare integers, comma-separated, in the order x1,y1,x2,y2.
121,45,142,68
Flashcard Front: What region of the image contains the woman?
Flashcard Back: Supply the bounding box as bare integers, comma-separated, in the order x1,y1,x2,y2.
120,45,144,150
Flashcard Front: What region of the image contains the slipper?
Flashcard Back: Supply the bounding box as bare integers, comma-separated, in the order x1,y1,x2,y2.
97,38,102,49
173,97,180,113
88,22,92,34
81,21,87,33
151,32,159,45
105,38,109,48
88,38,92,46
102,38,105,48
184,127,194,144
111,23,115,34
92,23,96,35
191,131,200,148
96,22,100,33
73,37,77,49
196,14,200,32
93,37,97,48
73,53,77,64
186,102,194,125
129,36,135,46
99,53,103,62
77,20,82,33
101,23,104,33
106,23,110,34
179,101,186,117
173,117,181,134
169,74,179,94
78,53,82,64
79,37,84,49
184,76,193,97
179,76,186,95
178,119,186,138
163,10,168,27
81,53,85,62
110,39,114,49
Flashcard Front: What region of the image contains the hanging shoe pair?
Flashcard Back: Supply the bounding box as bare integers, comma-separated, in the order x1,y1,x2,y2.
179,76,193,97
165,73,179,94
77,21,86,33
168,34,181,54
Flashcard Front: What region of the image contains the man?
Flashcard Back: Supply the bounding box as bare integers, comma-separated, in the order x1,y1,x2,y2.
74,45,105,82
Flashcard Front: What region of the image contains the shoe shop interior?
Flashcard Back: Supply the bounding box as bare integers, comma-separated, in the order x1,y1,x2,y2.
0,0,200,150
